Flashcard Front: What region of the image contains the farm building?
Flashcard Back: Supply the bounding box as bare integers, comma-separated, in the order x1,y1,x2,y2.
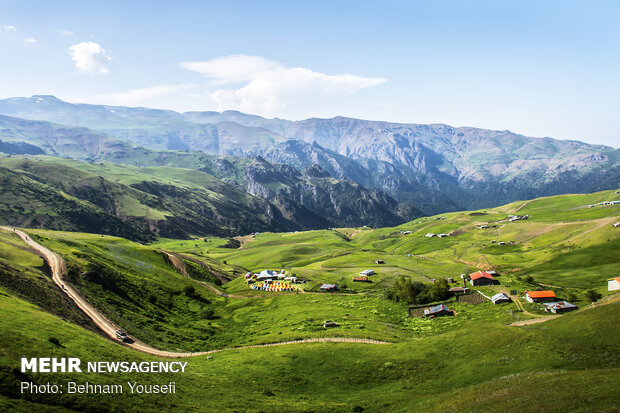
525,290,557,303
544,301,578,314
424,304,453,318
449,286,469,294
614,222,620,228
359,269,375,276
320,284,338,292
608,277,620,291
470,270,496,286
425,233,436,237
491,293,511,305
437,233,448,238
353,276,369,282
375,260,385,264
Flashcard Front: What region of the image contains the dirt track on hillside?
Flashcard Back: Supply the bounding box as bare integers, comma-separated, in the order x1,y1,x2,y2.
3,227,392,358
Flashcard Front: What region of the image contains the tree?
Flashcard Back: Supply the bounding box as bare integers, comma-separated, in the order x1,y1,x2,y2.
585,290,602,302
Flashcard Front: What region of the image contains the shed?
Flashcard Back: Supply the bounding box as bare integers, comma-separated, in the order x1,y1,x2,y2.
525,290,556,303
359,269,375,276
437,233,448,238
323,321,339,328
353,276,369,282
375,260,385,264
320,284,338,292
424,304,453,318
544,301,578,314
449,286,469,294
491,293,511,305
608,277,620,291
470,270,496,286
425,233,436,237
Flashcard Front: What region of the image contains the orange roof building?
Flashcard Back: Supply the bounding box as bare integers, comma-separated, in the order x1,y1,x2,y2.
608,277,620,291
525,290,557,303
470,270,496,286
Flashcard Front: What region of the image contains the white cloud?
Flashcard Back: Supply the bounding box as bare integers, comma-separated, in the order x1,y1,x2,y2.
68,41,111,75
1,24,17,32
180,55,386,117
180,55,283,84
60,30,74,36
23,37,36,43
96,84,192,106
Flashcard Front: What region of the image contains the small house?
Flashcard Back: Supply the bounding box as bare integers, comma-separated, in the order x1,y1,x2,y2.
525,290,557,303
614,222,620,228
425,233,436,237
470,270,496,286
375,260,385,264
608,277,620,291
353,276,369,282
424,304,453,318
359,269,375,276
437,233,448,238
323,321,339,328
491,293,511,305
320,284,338,292
449,286,469,294
544,301,578,314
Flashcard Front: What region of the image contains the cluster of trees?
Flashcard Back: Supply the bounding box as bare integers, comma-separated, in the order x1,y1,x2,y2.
387,276,452,304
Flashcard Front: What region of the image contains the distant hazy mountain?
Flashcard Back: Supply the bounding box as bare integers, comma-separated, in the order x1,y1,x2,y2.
1,95,618,214
0,114,417,233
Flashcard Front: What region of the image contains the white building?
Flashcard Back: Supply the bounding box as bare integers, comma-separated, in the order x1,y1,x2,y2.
608,277,620,291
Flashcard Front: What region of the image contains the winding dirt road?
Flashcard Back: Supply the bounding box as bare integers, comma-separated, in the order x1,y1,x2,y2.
3,227,391,358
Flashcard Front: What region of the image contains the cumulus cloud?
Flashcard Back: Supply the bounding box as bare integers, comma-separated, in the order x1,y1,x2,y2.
180,55,386,117
60,30,74,36
1,24,17,32
23,37,36,43
69,41,111,75
96,84,192,106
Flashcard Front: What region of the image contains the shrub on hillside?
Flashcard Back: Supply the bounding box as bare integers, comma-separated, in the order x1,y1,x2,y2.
387,276,451,304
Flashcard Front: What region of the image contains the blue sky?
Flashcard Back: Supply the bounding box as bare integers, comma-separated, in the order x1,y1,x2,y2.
1,0,619,146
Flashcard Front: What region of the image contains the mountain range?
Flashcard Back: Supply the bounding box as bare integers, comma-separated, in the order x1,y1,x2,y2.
0,95,618,238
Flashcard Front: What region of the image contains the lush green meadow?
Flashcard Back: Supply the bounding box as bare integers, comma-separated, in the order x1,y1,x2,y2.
1,190,619,411
0,284,618,412
154,189,620,299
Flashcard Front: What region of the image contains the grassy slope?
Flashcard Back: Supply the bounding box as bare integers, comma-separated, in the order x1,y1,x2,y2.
1,190,619,411
158,189,619,299
0,286,618,412
0,156,286,239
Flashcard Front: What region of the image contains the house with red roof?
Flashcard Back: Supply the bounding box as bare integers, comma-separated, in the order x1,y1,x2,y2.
608,277,620,291
469,270,496,286
525,290,557,303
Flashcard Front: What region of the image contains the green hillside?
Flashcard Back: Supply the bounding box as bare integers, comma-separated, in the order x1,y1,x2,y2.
157,189,620,299
0,274,618,412
0,190,618,411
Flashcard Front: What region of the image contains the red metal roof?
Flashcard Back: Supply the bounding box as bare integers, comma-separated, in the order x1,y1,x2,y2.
470,270,494,280
526,290,556,298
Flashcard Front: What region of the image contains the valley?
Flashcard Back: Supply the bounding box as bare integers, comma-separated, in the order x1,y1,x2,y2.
0,189,618,411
